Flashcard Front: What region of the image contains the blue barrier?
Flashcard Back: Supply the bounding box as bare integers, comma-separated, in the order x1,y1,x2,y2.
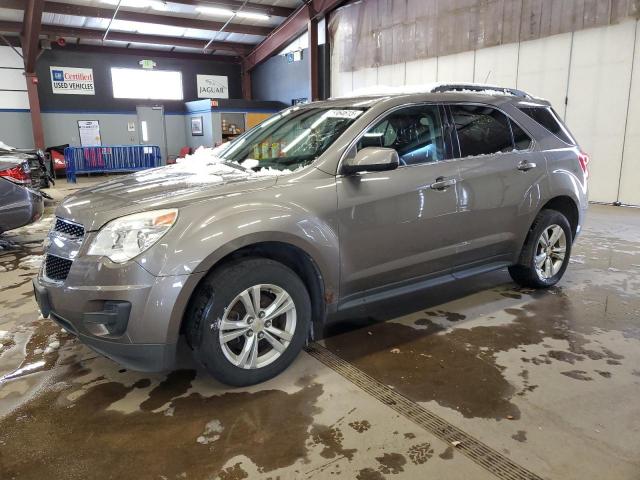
64,145,162,183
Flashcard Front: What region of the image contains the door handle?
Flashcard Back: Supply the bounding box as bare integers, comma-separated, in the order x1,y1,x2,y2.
517,160,537,171
430,176,457,190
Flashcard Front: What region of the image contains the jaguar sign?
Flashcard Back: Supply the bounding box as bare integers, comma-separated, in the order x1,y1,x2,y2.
197,75,229,99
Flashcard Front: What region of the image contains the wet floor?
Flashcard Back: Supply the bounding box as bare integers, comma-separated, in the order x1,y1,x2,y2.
0,184,639,479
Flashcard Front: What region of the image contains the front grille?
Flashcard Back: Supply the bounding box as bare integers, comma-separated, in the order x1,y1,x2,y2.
45,254,73,281
54,218,85,238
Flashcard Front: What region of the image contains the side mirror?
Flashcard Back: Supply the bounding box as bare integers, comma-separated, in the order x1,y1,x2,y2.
341,147,399,175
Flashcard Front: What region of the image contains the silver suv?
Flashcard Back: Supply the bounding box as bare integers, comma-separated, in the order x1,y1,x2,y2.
33,85,588,386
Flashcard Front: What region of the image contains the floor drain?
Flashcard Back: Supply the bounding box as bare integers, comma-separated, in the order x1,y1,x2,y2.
305,343,544,480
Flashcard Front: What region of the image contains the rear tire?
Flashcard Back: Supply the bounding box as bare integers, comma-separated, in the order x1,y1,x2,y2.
508,209,572,289
185,257,311,387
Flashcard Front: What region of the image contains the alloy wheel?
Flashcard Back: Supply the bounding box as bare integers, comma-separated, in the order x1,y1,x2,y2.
218,284,297,369
534,224,567,280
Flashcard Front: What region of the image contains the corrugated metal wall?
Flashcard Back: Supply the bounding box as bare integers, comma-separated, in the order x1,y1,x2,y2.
330,0,640,72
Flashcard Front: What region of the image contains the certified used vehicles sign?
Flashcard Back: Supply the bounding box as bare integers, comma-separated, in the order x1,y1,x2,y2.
50,66,95,95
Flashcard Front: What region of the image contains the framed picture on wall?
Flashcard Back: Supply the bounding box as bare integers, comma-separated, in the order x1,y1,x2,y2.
191,116,204,136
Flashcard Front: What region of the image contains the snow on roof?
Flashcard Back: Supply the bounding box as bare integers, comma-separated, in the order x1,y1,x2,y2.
332,82,534,100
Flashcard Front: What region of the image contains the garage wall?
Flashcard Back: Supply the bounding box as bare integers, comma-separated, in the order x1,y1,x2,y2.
251,47,311,105
618,22,640,206
35,48,242,114
0,46,33,148
331,19,640,205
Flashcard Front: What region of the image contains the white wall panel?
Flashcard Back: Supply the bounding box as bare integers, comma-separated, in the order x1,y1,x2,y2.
0,91,29,110
618,20,640,206
565,21,636,203
0,68,27,91
352,67,378,92
437,51,475,83
517,33,572,118
331,70,353,97
0,46,23,69
405,58,438,85
377,63,405,87
474,44,519,87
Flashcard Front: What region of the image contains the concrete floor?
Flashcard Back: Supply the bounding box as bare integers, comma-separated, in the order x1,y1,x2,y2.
0,178,639,479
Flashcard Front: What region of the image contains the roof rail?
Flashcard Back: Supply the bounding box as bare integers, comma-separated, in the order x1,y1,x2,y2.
431,84,531,98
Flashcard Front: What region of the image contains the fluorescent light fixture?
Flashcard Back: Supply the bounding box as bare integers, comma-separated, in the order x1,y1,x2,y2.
196,6,270,20
236,11,270,20
100,0,167,9
196,6,234,17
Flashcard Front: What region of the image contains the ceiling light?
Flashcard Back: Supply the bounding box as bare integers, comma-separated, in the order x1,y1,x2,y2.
196,6,270,21
236,11,270,21
100,0,168,10
196,6,234,17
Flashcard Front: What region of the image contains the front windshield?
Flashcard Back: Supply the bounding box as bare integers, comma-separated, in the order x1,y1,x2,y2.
218,107,366,171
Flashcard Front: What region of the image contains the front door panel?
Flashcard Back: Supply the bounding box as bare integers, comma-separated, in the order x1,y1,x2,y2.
337,161,461,299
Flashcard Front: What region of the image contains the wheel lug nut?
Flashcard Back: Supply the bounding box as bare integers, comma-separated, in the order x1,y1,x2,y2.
258,311,265,318
265,320,271,327
246,331,253,337
258,332,264,339
247,317,254,324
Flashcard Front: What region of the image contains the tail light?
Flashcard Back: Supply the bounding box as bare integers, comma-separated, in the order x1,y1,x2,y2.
578,151,589,179
0,163,31,185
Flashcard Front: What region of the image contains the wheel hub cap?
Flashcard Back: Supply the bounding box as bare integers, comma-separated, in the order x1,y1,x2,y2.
535,224,567,280
218,284,297,370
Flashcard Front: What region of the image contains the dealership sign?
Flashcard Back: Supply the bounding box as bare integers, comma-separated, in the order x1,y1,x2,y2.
50,66,95,95
197,75,229,99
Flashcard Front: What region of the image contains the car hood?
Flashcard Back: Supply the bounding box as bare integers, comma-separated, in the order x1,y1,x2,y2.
56,162,279,231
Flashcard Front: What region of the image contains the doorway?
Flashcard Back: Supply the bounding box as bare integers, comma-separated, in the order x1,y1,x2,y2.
136,105,168,165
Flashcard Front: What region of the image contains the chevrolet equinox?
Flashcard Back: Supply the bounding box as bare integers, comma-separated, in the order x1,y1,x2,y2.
33,84,588,386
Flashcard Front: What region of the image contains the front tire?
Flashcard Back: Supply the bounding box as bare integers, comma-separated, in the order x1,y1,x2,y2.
509,209,572,288
186,257,311,387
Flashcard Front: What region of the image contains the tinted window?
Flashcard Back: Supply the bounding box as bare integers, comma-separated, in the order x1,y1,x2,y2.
450,105,514,157
510,120,533,150
519,106,575,145
357,105,445,166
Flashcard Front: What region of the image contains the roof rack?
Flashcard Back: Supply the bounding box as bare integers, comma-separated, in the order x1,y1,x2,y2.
431,84,531,98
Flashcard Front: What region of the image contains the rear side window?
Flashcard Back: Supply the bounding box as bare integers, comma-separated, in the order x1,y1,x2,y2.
511,121,533,150
518,106,575,145
450,105,513,157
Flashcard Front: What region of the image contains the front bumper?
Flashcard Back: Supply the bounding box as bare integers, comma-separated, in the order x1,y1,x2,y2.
33,258,204,372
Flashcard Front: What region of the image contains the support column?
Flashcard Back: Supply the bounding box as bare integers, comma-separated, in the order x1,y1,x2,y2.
308,17,319,102
25,72,44,149
22,0,45,149
242,64,252,100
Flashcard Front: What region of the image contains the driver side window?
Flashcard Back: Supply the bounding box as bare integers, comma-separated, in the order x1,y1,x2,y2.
356,105,445,166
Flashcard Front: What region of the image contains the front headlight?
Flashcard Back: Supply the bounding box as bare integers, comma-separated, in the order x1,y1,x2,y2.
88,209,178,263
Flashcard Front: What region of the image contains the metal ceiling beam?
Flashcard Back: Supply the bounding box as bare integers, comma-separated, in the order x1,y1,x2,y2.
167,0,295,18
0,0,273,37
243,0,345,71
50,43,241,63
0,21,253,54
